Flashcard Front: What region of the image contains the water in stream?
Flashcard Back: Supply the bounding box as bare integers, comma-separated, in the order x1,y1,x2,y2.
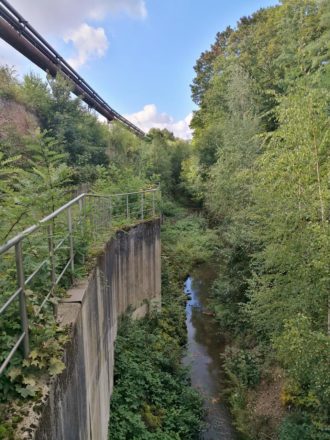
183,264,237,440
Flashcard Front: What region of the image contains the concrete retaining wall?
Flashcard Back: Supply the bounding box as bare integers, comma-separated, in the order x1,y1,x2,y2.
34,219,161,440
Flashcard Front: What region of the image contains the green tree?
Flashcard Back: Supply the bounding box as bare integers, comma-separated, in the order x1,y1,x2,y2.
246,86,330,338
275,315,330,433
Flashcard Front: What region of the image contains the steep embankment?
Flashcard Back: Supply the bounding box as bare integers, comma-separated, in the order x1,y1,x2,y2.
0,98,38,136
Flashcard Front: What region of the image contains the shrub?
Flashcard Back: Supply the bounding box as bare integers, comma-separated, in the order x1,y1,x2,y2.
224,347,261,388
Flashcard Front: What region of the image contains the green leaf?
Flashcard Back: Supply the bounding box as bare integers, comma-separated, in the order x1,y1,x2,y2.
7,367,21,382
49,358,65,376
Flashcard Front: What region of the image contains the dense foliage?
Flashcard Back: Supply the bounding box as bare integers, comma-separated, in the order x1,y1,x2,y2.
184,0,330,438
0,68,194,437
109,316,203,440
1,0,330,438
109,209,216,439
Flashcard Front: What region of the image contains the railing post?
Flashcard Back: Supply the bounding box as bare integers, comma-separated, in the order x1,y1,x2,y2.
152,191,155,217
15,241,29,359
99,197,103,232
92,197,97,241
67,207,74,273
109,196,112,227
78,197,85,264
48,223,56,311
102,196,106,231
78,199,83,222
78,198,83,233
141,192,144,220
126,194,129,220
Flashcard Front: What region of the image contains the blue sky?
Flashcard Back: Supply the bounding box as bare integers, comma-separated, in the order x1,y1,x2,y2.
1,0,279,138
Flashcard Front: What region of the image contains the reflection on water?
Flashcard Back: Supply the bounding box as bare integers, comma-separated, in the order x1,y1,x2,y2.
183,265,237,440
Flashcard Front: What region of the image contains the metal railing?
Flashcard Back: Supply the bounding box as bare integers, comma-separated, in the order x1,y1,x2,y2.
0,188,160,375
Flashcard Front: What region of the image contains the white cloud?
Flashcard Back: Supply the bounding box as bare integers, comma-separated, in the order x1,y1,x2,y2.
125,105,193,140
6,0,146,70
89,0,147,21
64,24,109,69
9,0,147,35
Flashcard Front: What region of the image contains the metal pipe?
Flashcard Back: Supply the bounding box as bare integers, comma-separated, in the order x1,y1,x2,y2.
67,207,74,274
15,241,29,358
0,2,145,137
0,224,39,255
78,198,85,264
47,223,56,311
0,332,26,375
0,287,21,315
87,188,157,198
40,194,85,223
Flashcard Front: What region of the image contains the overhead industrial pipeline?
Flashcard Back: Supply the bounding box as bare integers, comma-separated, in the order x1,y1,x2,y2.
0,0,145,138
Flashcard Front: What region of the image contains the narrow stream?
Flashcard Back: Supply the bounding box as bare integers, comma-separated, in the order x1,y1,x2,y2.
183,264,237,440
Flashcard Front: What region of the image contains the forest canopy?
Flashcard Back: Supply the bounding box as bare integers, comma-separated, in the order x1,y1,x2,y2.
185,0,330,438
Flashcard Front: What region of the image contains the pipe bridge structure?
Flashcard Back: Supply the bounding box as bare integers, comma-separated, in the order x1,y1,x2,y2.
0,0,145,137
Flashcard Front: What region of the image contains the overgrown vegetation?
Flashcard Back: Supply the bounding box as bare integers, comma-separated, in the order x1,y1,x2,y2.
1,0,330,438
0,68,194,437
183,0,330,438
109,316,203,440
109,207,216,439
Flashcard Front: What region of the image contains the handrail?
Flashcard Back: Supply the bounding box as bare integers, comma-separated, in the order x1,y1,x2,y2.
0,224,39,255
39,194,86,224
0,187,161,375
0,194,86,255
0,190,159,255
88,188,158,198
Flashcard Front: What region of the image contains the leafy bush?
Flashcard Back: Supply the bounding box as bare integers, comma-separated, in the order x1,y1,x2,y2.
109,296,203,439
224,347,261,388
161,215,217,271
274,315,330,432
279,412,330,440
109,213,207,439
